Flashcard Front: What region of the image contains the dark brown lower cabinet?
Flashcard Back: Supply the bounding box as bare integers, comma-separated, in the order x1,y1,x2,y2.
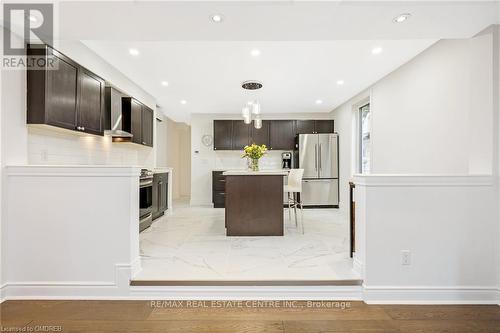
152,173,169,220
212,171,226,208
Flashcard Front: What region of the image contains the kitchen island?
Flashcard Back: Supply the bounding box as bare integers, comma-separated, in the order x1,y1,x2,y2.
223,169,288,236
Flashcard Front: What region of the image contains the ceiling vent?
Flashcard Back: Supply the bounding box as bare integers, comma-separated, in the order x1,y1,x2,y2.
242,80,263,90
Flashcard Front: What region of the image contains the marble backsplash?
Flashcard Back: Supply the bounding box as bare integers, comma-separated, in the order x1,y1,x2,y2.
28,126,154,167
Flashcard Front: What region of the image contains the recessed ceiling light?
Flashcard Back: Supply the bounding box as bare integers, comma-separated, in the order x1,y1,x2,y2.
371,47,383,55
161,81,169,87
251,49,261,57
315,99,323,105
393,13,411,23
336,80,344,86
129,48,139,56
180,100,187,105
211,14,224,23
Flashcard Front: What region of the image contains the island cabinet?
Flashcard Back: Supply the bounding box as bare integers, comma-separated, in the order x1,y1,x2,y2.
224,171,286,236
123,97,154,147
152,173,169,220
269,120,295,150
27,44,105,135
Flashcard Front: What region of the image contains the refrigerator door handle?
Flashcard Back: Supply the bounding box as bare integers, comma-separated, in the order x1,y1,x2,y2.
314,144,318,171
319,144,322,172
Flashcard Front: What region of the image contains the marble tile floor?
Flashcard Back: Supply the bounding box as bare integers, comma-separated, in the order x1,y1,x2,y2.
135,199,360,281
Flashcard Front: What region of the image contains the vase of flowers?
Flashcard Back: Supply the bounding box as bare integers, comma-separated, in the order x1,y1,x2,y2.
242,144,267,171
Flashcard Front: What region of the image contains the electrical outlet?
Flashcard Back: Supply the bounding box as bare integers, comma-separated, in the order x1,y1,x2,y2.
401,250,411,265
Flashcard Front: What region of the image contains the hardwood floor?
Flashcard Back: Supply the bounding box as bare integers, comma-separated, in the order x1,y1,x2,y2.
1,300,499,332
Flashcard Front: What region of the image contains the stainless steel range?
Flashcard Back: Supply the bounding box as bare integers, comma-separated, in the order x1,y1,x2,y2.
139,169,153,232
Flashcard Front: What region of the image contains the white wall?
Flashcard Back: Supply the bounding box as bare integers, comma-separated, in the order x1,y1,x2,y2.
332,32,499,302
332,35,495,214
370,37,492,175
355,175,498,303
156,115,168,168
190,113,333,206
2,166,140,300
166,117,191,200
329,91,369,214
493,25,500,299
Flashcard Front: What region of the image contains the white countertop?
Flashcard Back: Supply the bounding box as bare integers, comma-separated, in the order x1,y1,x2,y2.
154,167,173,173
223,169,290,176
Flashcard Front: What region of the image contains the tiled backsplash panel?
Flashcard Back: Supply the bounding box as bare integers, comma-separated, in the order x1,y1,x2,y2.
28,126,154,167
214,150,285,170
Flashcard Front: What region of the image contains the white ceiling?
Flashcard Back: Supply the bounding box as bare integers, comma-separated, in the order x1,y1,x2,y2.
84,40,436,122
59,1,499,41
73,1,499,123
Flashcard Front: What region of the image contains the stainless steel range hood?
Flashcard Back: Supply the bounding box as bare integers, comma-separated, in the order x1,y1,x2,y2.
104,86,133,142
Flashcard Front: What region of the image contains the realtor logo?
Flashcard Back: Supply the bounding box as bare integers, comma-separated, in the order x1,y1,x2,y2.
3,3,53,55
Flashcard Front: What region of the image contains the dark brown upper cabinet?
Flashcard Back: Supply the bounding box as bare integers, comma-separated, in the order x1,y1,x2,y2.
250,120,270,147
295,120,316,134
27,44,105,135
232,120,251,150
141,106,154,147
314,120,335,133
123,97,154,147
213,120,233,150
77,68,105,135
213,119,334,150
269,120,295,150
295,120,334,134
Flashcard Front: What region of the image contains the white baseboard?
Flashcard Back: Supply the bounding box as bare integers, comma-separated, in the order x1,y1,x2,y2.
1,263,133,301
0,283,6,303
363,285,500,304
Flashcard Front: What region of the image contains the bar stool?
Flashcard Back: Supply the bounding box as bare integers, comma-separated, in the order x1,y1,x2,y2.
284,168,304,233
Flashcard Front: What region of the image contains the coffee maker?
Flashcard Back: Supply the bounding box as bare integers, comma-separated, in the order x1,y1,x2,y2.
281,151,293,169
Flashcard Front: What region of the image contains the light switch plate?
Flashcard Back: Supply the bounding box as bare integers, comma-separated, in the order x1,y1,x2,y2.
401,250,411,265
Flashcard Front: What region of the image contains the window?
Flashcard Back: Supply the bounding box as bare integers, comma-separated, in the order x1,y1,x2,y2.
358,103,371,173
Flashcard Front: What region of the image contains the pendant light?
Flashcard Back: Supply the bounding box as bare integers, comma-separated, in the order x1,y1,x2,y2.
242,106,251,124
254,115,262,129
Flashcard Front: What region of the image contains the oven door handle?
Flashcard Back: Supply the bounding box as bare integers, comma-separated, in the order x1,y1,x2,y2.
140,180,153,187
140,212,152,223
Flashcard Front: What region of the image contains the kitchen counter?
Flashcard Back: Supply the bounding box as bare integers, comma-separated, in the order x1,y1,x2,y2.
224,170,285,236
223,169,289,176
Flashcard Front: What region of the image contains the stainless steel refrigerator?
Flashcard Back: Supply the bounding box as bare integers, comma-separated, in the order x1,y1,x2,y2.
297,133,339,207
